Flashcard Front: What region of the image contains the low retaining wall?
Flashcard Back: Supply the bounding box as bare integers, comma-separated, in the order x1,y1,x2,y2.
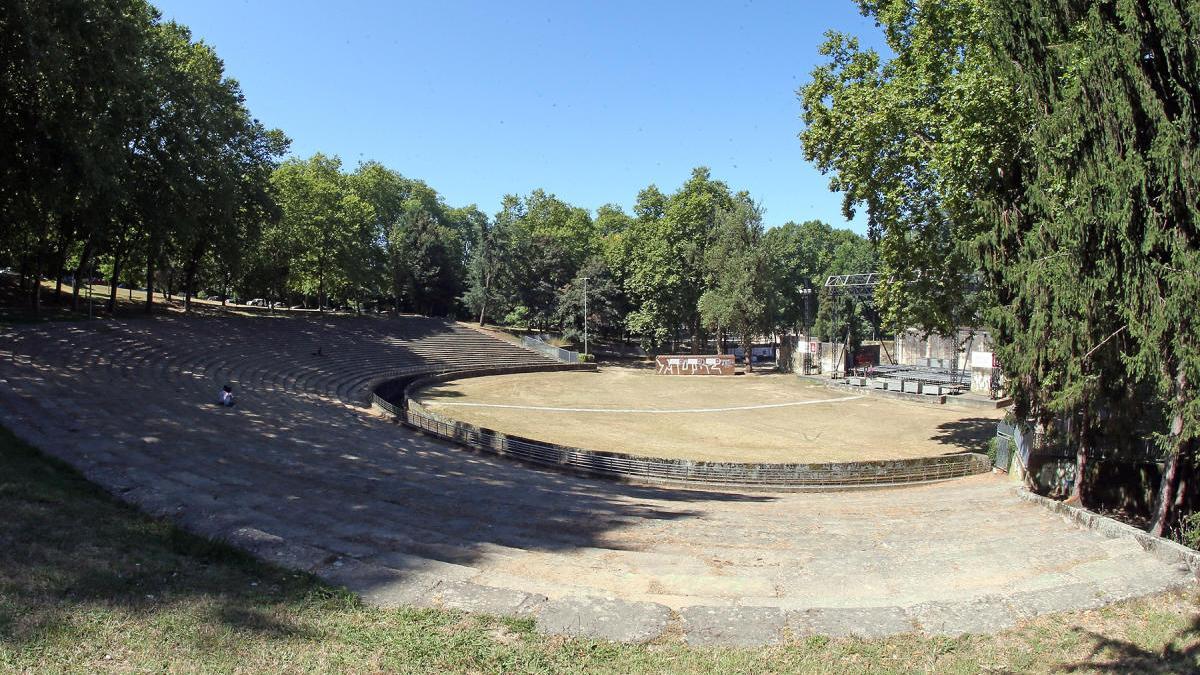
1015,488,1200,578
373,369,992,490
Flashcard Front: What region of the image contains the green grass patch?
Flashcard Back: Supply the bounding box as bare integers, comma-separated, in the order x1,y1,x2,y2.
0,424,1197,673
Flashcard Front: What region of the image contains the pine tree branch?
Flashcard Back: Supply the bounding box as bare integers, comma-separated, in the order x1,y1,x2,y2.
1083,325,1127,362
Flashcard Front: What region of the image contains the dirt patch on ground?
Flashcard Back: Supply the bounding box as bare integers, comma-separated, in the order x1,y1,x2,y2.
414,367,1005,463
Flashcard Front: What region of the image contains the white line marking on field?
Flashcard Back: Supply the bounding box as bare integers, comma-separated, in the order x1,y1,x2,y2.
428,395,865,414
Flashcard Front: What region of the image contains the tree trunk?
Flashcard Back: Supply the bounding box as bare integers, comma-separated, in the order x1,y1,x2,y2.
1150,451,1183,537
184,266,194,313
478,274,492,326
30,236,44,315
743,332,754,373
71,237,95,312
1150,370,1192,537
107,250,122,314
1150,441,1195,538
51,224,72,305
1067,409,1088,505
183,242,203,313
145,240,156,314
18,254,30,292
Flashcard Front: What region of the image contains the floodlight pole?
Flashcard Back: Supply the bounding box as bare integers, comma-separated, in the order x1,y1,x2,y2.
582,276,589,360
798,286,813,336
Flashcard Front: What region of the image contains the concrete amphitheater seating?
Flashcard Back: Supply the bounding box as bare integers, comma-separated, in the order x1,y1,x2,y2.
3,314,555,409
0,313,1193,644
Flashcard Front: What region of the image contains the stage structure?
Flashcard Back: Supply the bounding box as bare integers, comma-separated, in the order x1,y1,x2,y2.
823,272,982,394
821,272,896,373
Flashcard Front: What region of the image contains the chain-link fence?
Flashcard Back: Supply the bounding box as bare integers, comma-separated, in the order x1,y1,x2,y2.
521,335,580,363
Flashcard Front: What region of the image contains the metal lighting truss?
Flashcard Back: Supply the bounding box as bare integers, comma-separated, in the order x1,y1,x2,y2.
823,272,889,298
823,269,942,299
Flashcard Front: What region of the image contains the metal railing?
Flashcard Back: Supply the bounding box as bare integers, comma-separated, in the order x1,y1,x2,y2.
995,418,1016,471
372,391,404,417
521,335,580,363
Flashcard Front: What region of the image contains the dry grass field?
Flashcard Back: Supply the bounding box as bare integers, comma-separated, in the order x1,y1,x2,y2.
414,368,1004,463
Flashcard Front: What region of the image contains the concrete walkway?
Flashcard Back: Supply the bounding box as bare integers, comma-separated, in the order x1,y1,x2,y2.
0,316,1193,645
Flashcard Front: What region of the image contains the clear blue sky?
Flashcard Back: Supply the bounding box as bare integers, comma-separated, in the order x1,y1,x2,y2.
153,1,883,232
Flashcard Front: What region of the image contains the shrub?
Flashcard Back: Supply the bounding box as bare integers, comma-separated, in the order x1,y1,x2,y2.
503,306,529,327
1181,512,1200,551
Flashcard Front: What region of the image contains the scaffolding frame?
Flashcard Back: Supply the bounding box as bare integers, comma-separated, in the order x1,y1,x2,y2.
823,273,888,298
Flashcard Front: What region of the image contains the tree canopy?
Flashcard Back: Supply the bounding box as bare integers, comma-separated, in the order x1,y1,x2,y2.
1,3,876,369
802,0,1199,535
1,0,289,313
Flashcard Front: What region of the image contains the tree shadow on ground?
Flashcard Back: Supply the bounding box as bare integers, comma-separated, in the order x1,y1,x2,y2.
0,315,774,651
1055,616,1200,673
929,417,998,453
0,425,323,653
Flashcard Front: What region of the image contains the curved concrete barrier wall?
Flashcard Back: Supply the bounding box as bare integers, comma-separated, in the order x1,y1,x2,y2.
372,368,991,490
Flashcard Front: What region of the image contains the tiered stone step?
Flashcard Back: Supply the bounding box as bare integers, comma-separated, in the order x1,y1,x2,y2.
0,315,1192,646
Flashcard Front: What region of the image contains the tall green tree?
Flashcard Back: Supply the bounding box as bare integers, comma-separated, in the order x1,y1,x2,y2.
764,219,855,336
985,0,1200,529
699,198,772,371
271,154,372,311
624,168,734,350
347,161,409,307
521,189,596,271
390,201,463,316
462,210,509,326
0,0,157,312
487,190,593,330
554,257,625,346
98,19,287,314
800,0,1024,334
803,0,1199,530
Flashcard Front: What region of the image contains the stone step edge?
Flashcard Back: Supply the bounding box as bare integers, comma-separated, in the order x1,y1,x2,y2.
311,558,1194,644
1015,487,1200,578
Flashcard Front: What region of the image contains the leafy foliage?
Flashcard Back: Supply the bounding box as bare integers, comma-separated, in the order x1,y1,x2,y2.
1,5,878,368
0,1,289,312
698,198,772,368
800,0,1023,334
983,0,1199,526
803,0,1199,526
